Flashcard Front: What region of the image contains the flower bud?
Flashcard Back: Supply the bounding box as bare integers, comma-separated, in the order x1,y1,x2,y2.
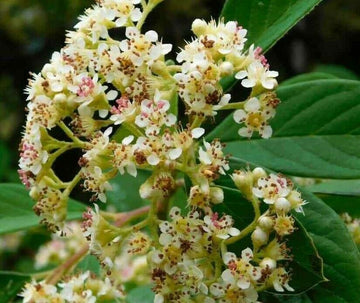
274,198,291,213
219,61,234,76
252,167,267,181
287,190,303,209
232,170,253,198
251,227,268,247
210,187,224,204
258,215,274,231
192,19,207,36
260,257,277,270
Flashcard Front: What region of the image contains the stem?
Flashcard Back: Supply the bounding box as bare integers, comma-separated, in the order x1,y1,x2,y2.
190,115,205,129
167,65,182,73
217,101,245,110
31,270,54,281
225,197,261,245
109,205,151,226
45,244,89,285
123,121,145,138
137,0,165,30
58,121,86,147
63,170,82,197
148,198,160,245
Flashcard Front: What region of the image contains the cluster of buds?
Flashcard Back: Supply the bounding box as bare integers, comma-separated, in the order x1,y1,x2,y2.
17,0,302,302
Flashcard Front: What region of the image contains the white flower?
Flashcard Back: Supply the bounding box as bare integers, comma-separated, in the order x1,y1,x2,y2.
252,174,291,205
233,96,276,139
119,27,172,67
222,248,262,290
134,90,176,136
235,60,278,89
203,213,240,239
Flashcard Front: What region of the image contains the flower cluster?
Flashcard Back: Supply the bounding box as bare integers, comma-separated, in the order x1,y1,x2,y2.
150,207,240,302
17,0,301,302
175,19,278,118
20,271,124,303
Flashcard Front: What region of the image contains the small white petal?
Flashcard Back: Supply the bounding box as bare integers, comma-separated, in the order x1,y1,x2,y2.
238,127,252,137
244,98,260,112
145,30,158,42
169,148,182,160
233,109,246,123
235,70,247,79
242,78,256,88
106,90,118,100
122,135,134,145
99,109,108,118
191,127,205,139
154,294,164,303
261,125,273,139
229,227,241,236
147,154,160,165
104,127,113,138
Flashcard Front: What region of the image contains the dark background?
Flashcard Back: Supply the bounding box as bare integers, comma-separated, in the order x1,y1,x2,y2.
1,0,359,182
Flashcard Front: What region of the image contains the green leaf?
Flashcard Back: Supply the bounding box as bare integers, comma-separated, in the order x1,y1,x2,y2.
304,180,360,216
261,292,312,303
106,170,151,212
126,285,154,303
281,72,337,86
217,184,324,294
314,64,359,80
0,183,85,235
305,180,360,196
221,0,322,52
0,271,30,302
293,189,360,302
315,194,360,218
208,79,360,178
75,255,101,276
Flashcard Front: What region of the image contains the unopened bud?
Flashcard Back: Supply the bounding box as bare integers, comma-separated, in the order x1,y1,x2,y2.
192,19,207,36
220,61,234,76
258,215,274,231
274,198,291,213
232,170,253,198
210,187,224,204
260,257,277,270
251,227,268,247
252,167,267,181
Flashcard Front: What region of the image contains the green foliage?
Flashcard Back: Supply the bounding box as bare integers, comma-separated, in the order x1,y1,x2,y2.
0,184,85,235
208,79,360,179
107,171,151,212
76,255,101,276
280,72,337,86
126,285,154,303
0,271,30,302
304,180,360,217
314,64,359,80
